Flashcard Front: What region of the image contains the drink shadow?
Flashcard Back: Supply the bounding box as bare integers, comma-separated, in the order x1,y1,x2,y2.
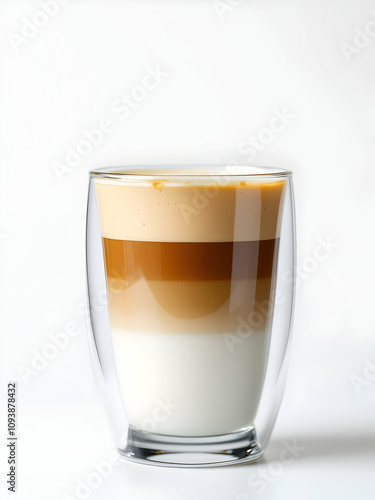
88,452,264,500
265,433,375,463
87,433,375,500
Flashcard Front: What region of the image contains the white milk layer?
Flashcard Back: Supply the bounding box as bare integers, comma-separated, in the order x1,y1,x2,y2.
112,327,268,437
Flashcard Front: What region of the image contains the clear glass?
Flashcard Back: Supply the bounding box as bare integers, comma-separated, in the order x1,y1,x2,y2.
86,165,296,467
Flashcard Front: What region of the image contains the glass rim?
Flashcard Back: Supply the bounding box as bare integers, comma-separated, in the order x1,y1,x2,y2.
90,165,292,181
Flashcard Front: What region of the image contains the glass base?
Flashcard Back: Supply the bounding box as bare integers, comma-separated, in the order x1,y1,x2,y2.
118,426,263,468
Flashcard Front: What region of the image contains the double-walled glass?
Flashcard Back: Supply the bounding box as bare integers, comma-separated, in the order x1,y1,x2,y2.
86,166,296,467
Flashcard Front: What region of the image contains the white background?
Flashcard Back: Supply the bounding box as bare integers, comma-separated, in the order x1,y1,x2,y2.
1,0,375,499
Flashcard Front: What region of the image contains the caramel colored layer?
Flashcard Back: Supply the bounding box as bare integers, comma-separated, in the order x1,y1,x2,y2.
103,238,279,282
103,238,279,323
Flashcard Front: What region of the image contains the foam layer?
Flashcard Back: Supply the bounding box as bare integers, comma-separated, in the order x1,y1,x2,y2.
94,178,287,242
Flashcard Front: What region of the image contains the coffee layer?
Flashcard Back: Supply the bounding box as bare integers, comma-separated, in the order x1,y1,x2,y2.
103,238,279,281
104,238,278,322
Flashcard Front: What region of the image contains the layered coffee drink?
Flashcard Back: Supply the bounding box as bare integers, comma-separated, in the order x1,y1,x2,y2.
94,169,287,437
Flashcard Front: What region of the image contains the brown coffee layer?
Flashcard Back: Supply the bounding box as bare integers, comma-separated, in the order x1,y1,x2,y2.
103,238,280,322
103,238,279,282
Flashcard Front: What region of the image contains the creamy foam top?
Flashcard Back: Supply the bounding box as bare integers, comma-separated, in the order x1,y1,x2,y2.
94,178,287,242
93,166,289,177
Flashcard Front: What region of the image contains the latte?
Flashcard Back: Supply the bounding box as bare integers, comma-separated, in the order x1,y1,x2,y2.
95,170,286,437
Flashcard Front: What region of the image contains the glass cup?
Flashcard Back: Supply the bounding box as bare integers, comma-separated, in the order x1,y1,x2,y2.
86,166,296,467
